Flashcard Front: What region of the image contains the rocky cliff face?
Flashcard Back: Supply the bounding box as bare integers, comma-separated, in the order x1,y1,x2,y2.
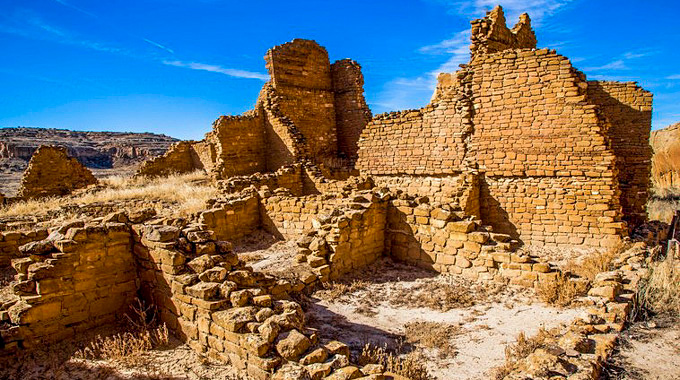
651,122,680,189
0,127,178,169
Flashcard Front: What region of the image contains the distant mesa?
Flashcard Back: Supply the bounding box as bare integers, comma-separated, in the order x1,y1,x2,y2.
0,127,179,170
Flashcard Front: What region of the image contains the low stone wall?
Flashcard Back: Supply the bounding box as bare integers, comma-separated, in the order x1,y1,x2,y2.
2,223,137,352
132,223,385,380
372,172,480,217
199,193,261,241
501,246,647,379
297,190,388,280
0,229,48,267
261,193,339,240
136,141,203,178
218,165,304,196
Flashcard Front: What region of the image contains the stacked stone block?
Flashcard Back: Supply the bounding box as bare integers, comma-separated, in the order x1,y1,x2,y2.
0,229,48,267
136,141,204,178
218,165,305,197
132,223,387,380
199,193,262,241
18,146,98,199
206,113,267,179
296,190,388,280
355,6,651,248
2,223,137,351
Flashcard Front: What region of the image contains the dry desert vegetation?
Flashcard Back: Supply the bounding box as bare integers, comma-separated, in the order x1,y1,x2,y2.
1,4,680,380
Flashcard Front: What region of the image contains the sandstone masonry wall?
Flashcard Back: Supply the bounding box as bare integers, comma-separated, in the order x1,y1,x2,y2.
331,59,372,160
206,114,267,179
137,141,203,178
355,6,648,248
587,81,653,227
0,229,48,267
19,146,98,199
261,194,339,240
199,193,262,241
265,39,338,165
3,224,136,351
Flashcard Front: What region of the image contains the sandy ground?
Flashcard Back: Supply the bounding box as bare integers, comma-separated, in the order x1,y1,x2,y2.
0,336,243,380
605,317,680,380
306,259,585,380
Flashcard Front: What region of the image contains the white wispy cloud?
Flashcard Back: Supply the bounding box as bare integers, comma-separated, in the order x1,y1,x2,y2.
52,0,99,18
163,60,269,80
420,29,471,75
143,38,175,54
583,59,627,71
667,74,680,80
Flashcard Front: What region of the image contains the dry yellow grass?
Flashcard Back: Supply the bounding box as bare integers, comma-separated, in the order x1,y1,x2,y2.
637,254,680,319
647,186,680,223
358,343,434,380
536,273,584,307
403,321,460,359
490,328,550,380
74,299,170,367
0,171,217,220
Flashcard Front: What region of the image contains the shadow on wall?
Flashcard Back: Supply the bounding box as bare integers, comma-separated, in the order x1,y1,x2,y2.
386,206,436,270
479,177,521,244
263,118,296,173
586,81,653,230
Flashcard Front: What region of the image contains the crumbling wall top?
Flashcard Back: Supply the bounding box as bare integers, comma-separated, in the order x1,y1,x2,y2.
265,39,332,90
470,5,537,58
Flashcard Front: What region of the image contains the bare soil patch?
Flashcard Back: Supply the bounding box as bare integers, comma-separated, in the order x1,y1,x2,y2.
605,317,680,380
306,259,585,380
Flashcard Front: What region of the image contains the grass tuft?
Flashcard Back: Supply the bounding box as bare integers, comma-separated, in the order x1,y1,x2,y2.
358,343,434,380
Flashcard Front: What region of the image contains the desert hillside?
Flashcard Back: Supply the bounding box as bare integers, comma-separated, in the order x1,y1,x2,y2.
651,122,680,189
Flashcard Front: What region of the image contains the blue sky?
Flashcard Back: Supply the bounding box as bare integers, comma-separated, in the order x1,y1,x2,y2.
0,0,678,140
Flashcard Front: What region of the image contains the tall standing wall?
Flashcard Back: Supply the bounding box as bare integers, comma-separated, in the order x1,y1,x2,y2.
586,81,653,228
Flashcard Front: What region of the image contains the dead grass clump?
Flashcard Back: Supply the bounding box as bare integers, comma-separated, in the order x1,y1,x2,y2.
566,245,621,282
636,255,680,319
490,328,550,380
390,281,475,311
403,321,460,359
536,273,584,307
358,343,434,380
647,187,680,222
74,299,169,367
316,280,371,302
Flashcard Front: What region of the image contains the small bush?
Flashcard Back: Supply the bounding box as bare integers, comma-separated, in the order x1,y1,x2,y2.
536,273,584,306
358,343,434,380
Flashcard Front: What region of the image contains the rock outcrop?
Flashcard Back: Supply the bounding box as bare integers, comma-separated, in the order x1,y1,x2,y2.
0,127,178,169
651,122,680,189
18,146,98,199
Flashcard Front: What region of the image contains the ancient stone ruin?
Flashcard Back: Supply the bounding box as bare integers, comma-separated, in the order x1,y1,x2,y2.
18,146,98,199
141,6,652,249
0,5,663,380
